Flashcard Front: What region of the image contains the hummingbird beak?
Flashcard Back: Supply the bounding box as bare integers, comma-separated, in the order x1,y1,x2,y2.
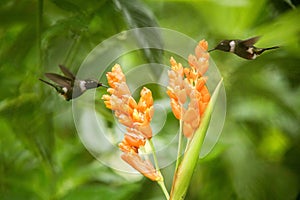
101,84,109,88
207,48,216,52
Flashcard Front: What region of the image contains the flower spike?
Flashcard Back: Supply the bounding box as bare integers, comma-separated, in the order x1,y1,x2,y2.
167,39,211,138
102,64,161,182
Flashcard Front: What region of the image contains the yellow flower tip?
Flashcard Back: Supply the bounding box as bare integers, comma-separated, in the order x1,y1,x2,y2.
170,98,182,120
127,96,137,109
170,56,177,66
170,57,184,74
139,87,153,110
107,88,114,94
195,39,210,62
132,109,140,122
112,63,121,71
101,94,110,100
103,101,112,109
166,89,178,101
195,78,206,91
199,39,208,51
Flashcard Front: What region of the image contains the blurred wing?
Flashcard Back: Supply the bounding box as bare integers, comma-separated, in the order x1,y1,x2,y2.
241,36,260,46
59,65,76,80
45,73,72,88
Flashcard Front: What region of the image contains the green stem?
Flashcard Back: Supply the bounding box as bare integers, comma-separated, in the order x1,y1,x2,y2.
175,106,184,171
149,139,170,200
158,180,170,200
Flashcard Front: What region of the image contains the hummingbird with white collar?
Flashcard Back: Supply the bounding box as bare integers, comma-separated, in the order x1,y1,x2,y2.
39,65,108,101
208,36,279,60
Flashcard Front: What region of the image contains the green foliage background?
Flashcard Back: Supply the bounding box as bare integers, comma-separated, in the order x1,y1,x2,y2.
1,0,300,199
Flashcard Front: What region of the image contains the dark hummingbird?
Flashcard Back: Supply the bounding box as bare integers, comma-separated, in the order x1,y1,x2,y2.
39,65,108,101
208,36,279,60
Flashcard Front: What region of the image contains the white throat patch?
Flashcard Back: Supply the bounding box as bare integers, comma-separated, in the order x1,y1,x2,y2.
79,81,86,91
229,40,235,53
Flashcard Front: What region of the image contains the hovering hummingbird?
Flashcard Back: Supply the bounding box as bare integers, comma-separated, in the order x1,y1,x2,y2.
39,65,107,101
208,36,279,60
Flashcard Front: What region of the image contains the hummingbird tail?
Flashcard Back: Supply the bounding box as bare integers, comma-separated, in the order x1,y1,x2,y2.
39,78,61,93
39,78,56,87
264,46,280,51
258,46,279,55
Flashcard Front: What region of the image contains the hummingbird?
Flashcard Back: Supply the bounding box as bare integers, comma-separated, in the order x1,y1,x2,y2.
39,65,108,101
208,36,279,60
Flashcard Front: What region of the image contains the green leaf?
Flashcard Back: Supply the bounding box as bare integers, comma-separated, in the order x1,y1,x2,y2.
50,0,82,13
170,78,223,200
112,0,163,78
1,96,55,168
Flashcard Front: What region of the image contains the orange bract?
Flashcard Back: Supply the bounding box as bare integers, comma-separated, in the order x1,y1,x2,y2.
167,40,211,138
121,152,162,181
102,64,161,181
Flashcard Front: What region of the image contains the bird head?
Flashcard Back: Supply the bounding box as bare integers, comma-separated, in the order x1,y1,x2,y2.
208,40,231,52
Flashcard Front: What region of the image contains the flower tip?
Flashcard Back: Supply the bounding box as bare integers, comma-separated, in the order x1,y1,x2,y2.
199,39,208,51
170,56,176,65
112,63,121,71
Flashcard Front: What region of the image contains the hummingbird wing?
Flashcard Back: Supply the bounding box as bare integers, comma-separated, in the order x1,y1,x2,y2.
45,73,72,88
240,36,260,46
59,65,76,80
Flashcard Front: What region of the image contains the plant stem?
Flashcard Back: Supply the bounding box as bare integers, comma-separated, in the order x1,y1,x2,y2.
149,139,170,200
175,106,184,171
158,180,170,200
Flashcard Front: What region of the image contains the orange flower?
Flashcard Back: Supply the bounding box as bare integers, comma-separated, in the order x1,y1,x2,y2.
167,40,211,138
102,64,161,181
121,152,162,181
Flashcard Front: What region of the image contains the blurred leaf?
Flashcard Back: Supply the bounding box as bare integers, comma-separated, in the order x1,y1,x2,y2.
1,96,55,169
1,1,300,199
194,0,268,36
50,0,82,13
112,0,163,78
222,126,298,200
255,8,300,54
61,183,140,200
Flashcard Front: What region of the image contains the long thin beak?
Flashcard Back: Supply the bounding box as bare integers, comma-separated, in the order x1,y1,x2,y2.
101,84,109,88
207,48,216,52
